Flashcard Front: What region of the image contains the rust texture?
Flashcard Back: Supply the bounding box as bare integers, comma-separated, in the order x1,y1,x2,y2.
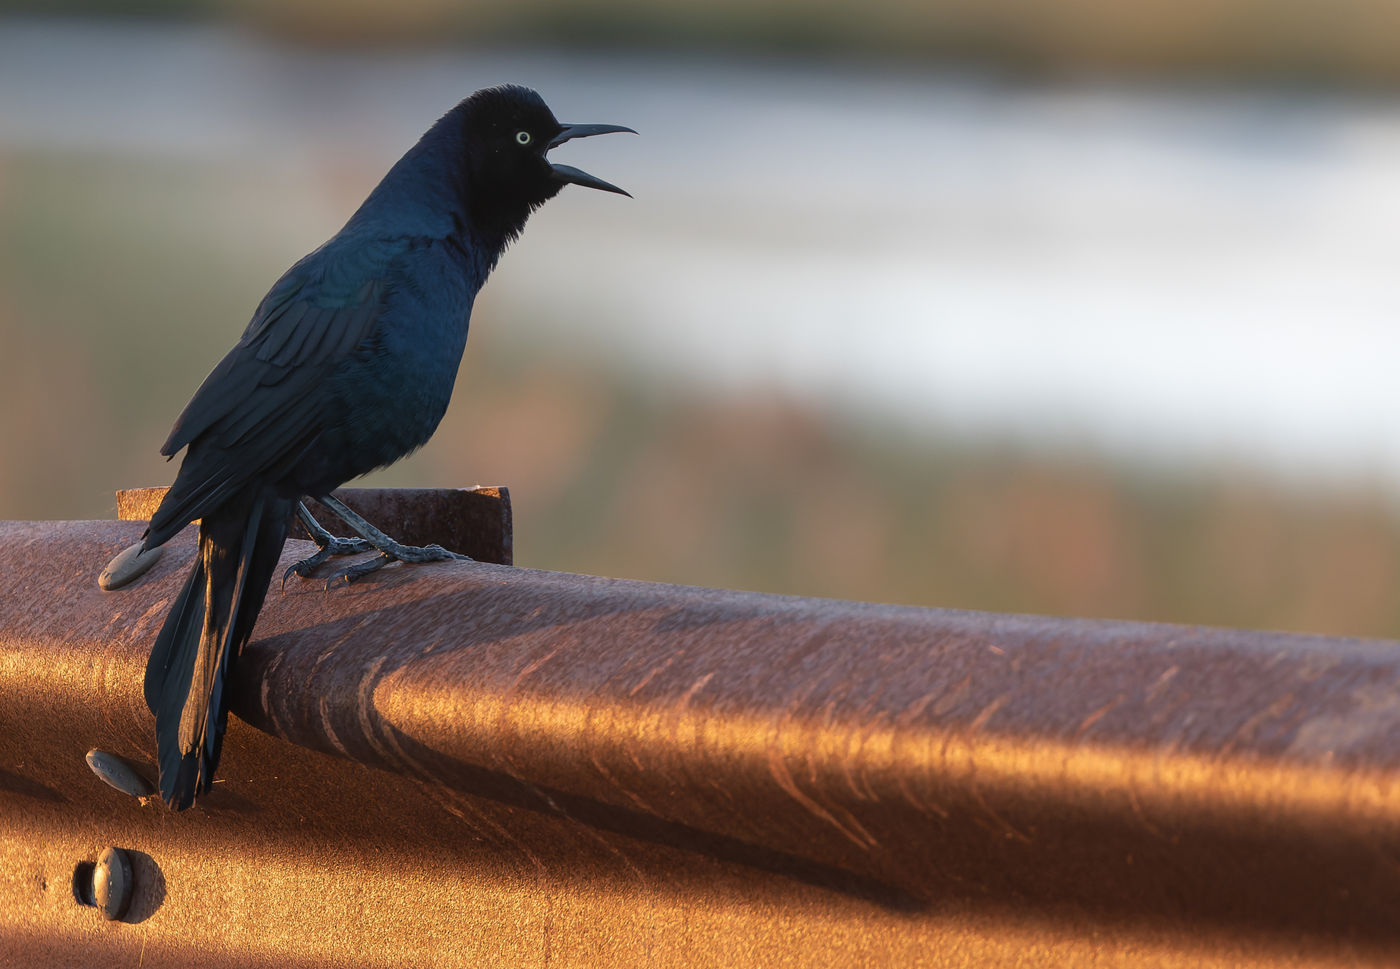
115,486,513,565
2,517,1400,967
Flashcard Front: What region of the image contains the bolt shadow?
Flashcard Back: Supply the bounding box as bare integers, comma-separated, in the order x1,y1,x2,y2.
122,849,167,924
0,767,65,804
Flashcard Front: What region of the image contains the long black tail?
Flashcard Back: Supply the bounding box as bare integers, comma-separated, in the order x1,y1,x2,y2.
143,490,293,810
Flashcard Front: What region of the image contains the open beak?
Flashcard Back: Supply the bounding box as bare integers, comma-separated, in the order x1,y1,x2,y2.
549,122,637,197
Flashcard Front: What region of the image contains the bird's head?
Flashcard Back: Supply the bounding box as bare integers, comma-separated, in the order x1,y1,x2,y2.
459,85,634,239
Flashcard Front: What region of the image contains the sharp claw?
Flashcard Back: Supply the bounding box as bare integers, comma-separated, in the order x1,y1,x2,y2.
323,565,357,591
282,563,304,593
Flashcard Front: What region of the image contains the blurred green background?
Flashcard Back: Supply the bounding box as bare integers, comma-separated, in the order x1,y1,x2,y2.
3,1,1400,639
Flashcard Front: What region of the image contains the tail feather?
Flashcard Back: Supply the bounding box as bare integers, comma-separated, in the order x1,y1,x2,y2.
143,556,206,716
146,490,293,810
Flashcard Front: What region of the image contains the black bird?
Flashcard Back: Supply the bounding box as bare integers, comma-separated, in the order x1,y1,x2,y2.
140,84,633,810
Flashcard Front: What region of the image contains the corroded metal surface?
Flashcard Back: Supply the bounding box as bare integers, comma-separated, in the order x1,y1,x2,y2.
2,517,1399,967
115,486,513,565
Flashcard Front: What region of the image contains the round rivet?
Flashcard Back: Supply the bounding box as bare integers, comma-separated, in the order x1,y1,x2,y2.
73,847,134,921
93,847,133,920
99,541,163,591
85,749,156,799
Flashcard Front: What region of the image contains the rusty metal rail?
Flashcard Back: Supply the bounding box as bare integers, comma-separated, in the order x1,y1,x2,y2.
2,491,1399,966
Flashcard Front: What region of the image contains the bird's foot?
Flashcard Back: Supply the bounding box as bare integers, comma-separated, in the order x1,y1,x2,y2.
323,540,469,588
282,535,374,587
291,494,473,588
282,502,374,588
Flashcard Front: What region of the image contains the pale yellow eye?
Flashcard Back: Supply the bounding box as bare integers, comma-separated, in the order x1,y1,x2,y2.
515,130,532,146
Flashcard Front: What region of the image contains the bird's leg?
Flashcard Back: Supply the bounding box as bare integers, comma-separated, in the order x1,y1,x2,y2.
315,493,472,586
281,501,374,587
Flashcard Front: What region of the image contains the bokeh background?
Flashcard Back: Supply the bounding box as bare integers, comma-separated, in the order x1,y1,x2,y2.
2,1,1399,637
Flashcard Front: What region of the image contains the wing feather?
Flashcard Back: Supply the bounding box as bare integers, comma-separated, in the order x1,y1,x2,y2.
253,301,311,364
149,237,410,546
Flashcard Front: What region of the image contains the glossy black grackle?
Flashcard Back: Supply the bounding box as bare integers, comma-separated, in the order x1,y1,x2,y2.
140,84,633,810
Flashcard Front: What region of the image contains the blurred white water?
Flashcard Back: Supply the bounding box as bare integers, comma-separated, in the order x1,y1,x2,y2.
3,19,1399,483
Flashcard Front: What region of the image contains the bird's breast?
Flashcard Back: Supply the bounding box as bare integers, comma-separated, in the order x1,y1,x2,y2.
297,258,477,490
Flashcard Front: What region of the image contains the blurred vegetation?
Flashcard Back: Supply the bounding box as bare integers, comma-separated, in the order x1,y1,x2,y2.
0,0,211,17
5,0,1400,82
3,145,1399,641
458,359,1400,640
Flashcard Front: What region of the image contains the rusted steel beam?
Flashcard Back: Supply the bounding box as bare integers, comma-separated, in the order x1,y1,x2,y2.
1,515,1399,967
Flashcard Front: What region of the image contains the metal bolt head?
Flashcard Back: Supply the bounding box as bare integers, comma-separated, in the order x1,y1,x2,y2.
94,847,134,920
85,749,157,799
98,541,163,591
74,847,134,921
